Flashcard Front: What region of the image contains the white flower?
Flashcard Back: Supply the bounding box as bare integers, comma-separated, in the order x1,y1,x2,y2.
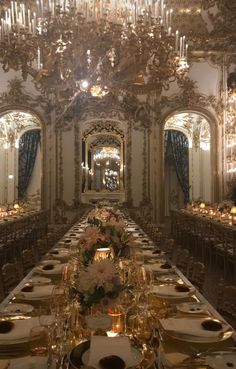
78,259,120,294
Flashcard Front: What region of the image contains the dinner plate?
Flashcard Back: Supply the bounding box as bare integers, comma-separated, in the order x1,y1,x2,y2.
27,276,51,285
0,303,34,315
69,340,142,369
82,347,142,369
166,329,234,343
8,356,57,369
40,259,61,266
176,302,208,314
206,351,236,369
150,284,195,299
156,274,181,283
161,318,234,343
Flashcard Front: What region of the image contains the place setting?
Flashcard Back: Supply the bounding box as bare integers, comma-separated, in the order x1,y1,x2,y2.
159,316,234,343
149,283,196,301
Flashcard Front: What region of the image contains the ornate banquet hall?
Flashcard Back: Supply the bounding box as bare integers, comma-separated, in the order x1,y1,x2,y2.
0,0,236,368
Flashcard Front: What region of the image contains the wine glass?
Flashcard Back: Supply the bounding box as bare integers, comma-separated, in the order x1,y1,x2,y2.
120,290,135,335
29,326,49,356
39,314,55,368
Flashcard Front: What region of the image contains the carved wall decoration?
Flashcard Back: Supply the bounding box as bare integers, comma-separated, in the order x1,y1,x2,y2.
82,120,125,140
0,78,52,121
153,77,223,125
89,136,121,149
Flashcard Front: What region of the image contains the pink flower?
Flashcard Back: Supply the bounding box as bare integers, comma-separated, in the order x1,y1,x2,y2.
80,226,102,250
78,260,120,294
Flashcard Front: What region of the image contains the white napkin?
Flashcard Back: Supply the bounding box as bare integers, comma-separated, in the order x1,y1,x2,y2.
142,250,161,258
8,356,56,369
88,336,133,369
150,285,194,298
0,360,10,369
0,317,39,344
159,318,228,338
49,249,70,260
159,351,189,367
18,285,55,300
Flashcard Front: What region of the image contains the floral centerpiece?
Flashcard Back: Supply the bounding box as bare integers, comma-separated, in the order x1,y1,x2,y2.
79,225,111,265
101,219,134,257
75,259,124,311
88,207,119,226
80,208,134,264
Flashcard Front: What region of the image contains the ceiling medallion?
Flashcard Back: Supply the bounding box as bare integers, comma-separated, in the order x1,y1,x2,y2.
0,0,189,101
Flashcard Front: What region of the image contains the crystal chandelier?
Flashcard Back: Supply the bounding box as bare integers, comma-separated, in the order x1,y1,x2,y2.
94,147,120,162
0,0,189,99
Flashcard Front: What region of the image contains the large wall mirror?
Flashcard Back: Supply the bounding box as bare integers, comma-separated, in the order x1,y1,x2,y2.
0,110,42,208
80,124,126,203
164,112,212,215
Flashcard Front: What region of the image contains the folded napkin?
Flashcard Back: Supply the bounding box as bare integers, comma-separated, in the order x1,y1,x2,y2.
8,356,57,369
144,263,174,273
18,285,55,300
37,263,67,275
159,351,189,367
142,250,161,258
49,249,69,260
0,360,9,369
150,285,194,298
88,336,133,369
0,317,39,344
159,318,228,338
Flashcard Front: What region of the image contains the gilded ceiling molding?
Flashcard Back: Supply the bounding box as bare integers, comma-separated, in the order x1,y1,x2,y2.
152,77,223,125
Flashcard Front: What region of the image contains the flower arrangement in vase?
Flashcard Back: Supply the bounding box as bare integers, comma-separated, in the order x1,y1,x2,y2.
75,259,124,311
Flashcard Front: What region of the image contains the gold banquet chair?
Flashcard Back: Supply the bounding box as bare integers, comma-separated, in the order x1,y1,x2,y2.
1,262,20,296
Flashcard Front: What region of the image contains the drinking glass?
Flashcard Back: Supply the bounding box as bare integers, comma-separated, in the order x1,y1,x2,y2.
29,326,49,356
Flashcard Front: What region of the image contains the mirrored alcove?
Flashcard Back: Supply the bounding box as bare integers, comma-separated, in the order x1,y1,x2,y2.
164,112,212,215
81,128,125,203
0,110,42,208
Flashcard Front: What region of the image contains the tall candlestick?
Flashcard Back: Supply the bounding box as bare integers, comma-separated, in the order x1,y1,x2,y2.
180,36,183,57
37,47,41,69
175,30,179,52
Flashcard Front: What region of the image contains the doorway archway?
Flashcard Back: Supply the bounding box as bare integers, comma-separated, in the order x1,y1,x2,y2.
164,112,212,215
0,110,42,208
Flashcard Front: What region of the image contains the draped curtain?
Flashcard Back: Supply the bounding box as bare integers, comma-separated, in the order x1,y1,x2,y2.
18,130,41,200
165,129,189,204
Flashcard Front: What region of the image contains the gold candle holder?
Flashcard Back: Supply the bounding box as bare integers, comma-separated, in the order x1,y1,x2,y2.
93,247,114,261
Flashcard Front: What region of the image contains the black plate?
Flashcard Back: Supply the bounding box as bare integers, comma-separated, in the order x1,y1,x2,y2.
69,340,90,369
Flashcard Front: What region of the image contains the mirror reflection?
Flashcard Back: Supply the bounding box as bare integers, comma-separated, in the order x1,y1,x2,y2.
81,134,125,194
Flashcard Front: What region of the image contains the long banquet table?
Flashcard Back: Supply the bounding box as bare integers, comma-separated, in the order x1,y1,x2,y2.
0,209,235,369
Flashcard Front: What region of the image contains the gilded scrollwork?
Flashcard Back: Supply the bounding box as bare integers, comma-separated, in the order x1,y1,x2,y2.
0,78,52,121
82,120,124,140
153,77,223,125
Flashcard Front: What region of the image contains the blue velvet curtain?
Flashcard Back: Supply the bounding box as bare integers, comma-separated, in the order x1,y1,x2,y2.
18,130,41,200
165,130,189,204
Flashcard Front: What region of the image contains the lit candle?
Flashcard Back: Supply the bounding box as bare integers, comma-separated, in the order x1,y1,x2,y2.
37,47,41,69
175,30,179,52
179,36,182,57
